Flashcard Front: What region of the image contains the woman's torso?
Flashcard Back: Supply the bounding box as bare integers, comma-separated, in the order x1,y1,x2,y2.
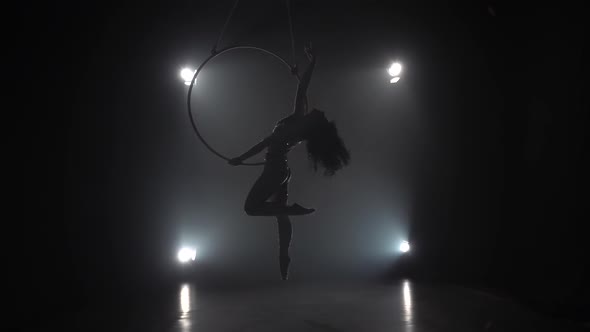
265,115,305,164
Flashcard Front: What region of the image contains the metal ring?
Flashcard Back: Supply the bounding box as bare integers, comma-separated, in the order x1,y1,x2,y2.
187,45,300,166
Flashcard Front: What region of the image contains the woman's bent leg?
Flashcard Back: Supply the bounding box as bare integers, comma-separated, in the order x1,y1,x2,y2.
244,167,288,216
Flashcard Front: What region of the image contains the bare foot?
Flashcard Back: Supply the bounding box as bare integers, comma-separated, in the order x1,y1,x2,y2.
289,203,315,215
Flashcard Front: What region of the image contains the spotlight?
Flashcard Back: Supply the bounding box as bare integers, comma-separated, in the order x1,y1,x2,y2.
400,241,410,253
388,62,402,83
180,68,196,86
177,247,197,263
388,62,402,76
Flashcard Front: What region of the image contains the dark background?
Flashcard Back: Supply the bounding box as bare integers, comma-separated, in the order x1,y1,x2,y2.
18,0,588,325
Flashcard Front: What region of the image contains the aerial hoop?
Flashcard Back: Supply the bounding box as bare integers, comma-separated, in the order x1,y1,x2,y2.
187,45,303,166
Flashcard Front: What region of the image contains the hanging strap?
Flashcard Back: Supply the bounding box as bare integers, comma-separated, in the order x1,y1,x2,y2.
212,0,241,54
286,0,298,75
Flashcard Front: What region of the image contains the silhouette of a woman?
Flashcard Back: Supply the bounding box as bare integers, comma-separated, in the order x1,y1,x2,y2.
228,43,350,280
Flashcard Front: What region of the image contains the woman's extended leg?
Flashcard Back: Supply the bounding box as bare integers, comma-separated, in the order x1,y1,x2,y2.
277,215,292,280
277,216,292,257
272,170,293,280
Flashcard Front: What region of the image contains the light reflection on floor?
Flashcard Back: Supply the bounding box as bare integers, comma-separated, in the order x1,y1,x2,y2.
142,280,585,332
402,279,413,332
179,284,192,332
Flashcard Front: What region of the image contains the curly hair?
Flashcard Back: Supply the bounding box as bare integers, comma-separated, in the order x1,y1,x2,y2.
305,113,350,176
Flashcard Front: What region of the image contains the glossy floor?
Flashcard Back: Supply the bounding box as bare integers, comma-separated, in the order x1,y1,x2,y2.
68,280,585,332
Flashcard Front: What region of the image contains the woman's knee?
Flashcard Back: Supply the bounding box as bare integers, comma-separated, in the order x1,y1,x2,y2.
244,197,270,216
244,200,258,216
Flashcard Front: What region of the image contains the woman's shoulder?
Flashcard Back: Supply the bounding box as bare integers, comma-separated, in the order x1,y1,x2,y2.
278,113,304,124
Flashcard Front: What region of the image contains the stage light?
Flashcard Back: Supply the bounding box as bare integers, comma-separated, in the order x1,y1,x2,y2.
178,247,197,263
388,62,402,77
400,241,410,253
180,68,196,85
388,62,402,84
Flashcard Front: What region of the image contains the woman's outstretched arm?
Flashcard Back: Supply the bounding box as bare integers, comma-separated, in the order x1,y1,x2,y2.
292,44,316,116
228,137,272,165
